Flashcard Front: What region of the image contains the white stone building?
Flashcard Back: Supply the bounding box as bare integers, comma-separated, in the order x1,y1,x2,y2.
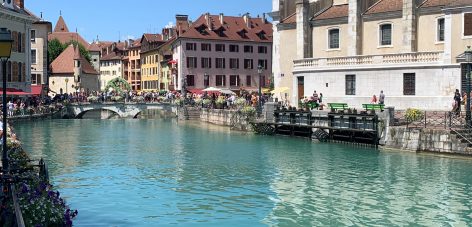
272,0,472,110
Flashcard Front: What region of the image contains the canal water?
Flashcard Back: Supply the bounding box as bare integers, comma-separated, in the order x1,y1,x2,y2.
14,119,472,226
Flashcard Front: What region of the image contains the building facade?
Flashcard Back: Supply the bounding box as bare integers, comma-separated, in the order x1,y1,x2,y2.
171,13,273,92
272,0,472,110
30,16,52,87
140,34,165,91
123,39,141,91
99,42,125,90
0,0,35,93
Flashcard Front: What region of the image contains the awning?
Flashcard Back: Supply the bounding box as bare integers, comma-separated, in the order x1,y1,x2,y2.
0,85,44,96
168,59,178,64
31,85,44,95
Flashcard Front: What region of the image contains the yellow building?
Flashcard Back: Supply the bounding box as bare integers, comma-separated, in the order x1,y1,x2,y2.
140,34,165,91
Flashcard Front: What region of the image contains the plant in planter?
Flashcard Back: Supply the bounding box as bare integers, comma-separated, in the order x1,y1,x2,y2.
215,96,226,109
353,108,358,114
405,108,424,122
234,98,247,107
202,99,212,108
347,108,353,114
87,95,99,103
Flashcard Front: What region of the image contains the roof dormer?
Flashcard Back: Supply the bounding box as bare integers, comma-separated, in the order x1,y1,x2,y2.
2,0,14,9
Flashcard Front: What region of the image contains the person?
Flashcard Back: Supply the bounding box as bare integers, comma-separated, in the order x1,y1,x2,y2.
454,89,462,116
312,90,319,102
371,95,377,104
379,90,385,105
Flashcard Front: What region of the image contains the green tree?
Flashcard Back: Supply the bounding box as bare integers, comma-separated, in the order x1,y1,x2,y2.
66,40,92,63
48,38,65,63
105,77,131,93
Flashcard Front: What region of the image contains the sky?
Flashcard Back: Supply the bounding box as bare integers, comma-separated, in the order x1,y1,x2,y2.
26,0,272,43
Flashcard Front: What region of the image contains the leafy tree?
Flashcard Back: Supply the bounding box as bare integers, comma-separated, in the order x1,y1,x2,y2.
66,40,92,63
48,38,65,63
104,77,131,93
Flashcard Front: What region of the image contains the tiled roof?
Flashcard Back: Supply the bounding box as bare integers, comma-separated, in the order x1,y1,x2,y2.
364,0,403,15
179,14,272,43
143,34,164,43
280,13,296,24
0,3,30,16
50,45,99,75
54,16,69,32
88,43,101,52
101,52,123,61
48,32,90,49
314,4,348,20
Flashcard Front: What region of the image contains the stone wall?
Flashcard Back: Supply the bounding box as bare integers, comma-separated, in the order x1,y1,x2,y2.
199,108,253,131
385,127,472,155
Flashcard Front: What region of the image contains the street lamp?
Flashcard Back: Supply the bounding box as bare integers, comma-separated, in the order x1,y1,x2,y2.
465,46,472,127
0,28,13,177
258,64,263,116
65,78,69,94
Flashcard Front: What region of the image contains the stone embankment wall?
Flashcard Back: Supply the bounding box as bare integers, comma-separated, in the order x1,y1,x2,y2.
384,127,471,155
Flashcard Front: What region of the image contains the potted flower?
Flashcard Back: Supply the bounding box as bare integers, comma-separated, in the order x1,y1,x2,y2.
215,96,226,109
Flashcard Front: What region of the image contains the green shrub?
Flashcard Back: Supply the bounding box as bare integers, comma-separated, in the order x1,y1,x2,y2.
405,108,424,122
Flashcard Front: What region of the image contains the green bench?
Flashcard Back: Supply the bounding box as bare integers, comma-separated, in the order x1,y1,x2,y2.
362,104,384,111
328,103,349,111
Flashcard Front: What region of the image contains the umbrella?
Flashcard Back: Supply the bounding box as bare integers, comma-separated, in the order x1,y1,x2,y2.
202,87,221,92
271,87,289,94
220,89,236,95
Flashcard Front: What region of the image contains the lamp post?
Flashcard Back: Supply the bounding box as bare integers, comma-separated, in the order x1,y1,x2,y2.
0,28,13,177
258,64,263,116
65,78,69,94
465,46,472,127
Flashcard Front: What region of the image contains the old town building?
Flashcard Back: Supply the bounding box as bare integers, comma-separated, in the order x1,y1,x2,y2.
171,13,273,93
272,0,472,110
0,0,35,93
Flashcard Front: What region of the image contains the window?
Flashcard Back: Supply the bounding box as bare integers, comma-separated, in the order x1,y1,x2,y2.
345,74,356,95
258,59,268,70
201,43,211,51
17,32,22,52
246,75,252,86
30,30,36,43
244,45,253,53
31,73,40,85
204,74,210,87
379,24,392,46
215,58,225,69
18,62,22,82
403,73,415,95
31,49,37,64
230,75,240,86
328,28,340,49
437,18,445,42
216,75,226,86
187,57,197,68
229,45,239,52
216,44,225,52
258,46,267,54
201,57,212,68
186,75,195,86
244,59,253,69
186,43,197,51
464,13,472,37
230,58,239,69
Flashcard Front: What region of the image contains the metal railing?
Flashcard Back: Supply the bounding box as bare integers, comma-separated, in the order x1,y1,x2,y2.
393,110,470,129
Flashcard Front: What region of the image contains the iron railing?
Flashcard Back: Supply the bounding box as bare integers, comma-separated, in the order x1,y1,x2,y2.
393,110,471,129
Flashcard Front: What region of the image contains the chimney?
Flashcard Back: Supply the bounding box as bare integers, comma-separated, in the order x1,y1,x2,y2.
219,13,224,24
205,12,211,27
14,0,24,9
262,13,266,23
243,13,251,28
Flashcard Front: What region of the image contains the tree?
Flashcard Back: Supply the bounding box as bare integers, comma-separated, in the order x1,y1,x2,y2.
48,38,65,63
66,40,92,63
104,77,131,93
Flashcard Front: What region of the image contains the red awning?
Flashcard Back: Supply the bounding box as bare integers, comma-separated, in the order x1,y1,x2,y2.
0,85,44,96
168,59,178,64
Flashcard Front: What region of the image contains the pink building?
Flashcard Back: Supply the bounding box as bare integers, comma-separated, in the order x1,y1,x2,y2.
171,13,273,93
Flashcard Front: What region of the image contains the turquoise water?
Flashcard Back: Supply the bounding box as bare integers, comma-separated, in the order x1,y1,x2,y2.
14,119,472,226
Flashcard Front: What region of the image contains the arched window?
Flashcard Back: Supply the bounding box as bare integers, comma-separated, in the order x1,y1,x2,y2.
379,23,392,46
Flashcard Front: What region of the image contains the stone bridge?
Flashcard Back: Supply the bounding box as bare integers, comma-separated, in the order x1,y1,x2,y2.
67,103,178,118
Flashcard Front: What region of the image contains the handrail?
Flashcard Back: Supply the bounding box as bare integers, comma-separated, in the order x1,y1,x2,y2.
11,184,25,227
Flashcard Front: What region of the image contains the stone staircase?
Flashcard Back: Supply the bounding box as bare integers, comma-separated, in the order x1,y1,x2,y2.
185,107,201,120
451,129,472,148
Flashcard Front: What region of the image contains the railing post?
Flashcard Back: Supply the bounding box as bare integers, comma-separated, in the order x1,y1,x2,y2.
424,111,427,128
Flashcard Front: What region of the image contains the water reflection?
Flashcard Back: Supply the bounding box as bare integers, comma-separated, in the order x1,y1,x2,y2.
13,119,472,226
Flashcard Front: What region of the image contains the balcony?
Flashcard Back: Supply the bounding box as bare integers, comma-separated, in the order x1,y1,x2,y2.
293,52,444,72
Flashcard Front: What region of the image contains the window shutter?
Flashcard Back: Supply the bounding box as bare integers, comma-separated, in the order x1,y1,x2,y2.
22,63,26,82
464,13,472,36
11,31,17,52
22,33,25,53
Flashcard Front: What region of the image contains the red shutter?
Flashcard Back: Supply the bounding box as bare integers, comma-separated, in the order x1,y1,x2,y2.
465,13,472,36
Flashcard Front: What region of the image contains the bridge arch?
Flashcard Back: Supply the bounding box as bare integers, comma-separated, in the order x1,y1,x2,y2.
75,107,121,119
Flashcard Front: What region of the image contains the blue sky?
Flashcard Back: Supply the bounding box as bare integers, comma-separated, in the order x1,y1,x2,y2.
26,0,272,43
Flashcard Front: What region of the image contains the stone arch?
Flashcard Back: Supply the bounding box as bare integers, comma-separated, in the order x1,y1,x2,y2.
75,107,121,119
